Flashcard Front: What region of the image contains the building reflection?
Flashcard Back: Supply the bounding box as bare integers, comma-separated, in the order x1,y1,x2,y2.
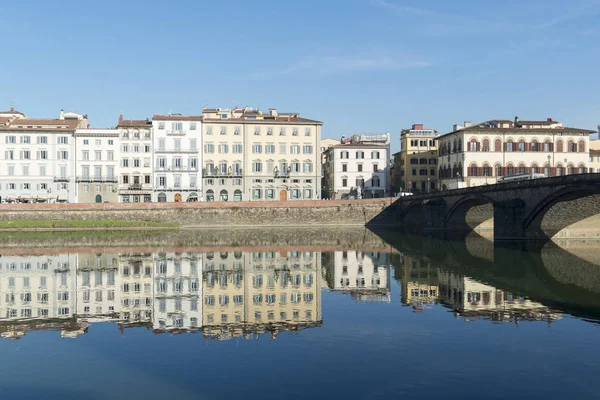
398,254,439,309
323,251,391,303
437,270,562,325
0,249,322,340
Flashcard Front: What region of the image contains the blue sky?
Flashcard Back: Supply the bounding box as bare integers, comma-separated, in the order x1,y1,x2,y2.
1,0,599,152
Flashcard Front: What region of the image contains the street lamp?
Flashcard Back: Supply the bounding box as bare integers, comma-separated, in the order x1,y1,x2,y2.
547,155,551,177
408,181,412,193
427,177,430,193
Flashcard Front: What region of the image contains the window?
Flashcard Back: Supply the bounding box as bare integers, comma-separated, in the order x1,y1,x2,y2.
518,141,525,152
266,144,275,154
253,144,262,154
303,162,313,173
372,151,380,159
373,164,379,172
340,151,349,159
254,127,261,135
470,164,478,176
39,136,48,144
342,178,348,187
253,161,262,172
220,127,227,135
483,165,491,176
291,144,300,154
233,144,242,153
506,141,514,152
342,164,347,172
470,141,477,151
279,128,286,136
58,136,68,144
303,145,313,154
205,143,214,153
219,144,229,153
356,151,364,159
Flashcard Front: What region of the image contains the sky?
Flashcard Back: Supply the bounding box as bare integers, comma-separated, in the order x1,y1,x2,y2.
1,0,599,153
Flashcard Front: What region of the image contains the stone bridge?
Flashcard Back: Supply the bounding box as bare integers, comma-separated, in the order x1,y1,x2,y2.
368,174,600,243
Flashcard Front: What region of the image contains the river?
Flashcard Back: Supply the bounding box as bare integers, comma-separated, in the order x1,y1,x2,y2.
0,228,598,399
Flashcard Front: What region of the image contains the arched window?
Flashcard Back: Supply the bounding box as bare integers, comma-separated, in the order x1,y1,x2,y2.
157,193,167,203
220,190,228,201
234,189,243,201
579,141,586,152
518,163,526,174
556,165,563,176
556,140,563,152
544,163,551,177
187,192,198,202
507,164,514,175
506,140,514,152
469,163,478,177
206,189,215,202
518,140,526,152
458,138,462,151
579,164,586,174
531,140,538,152
568,140,576,152
495,164,503,177
469,138,479,152
453,139,457,153
458,162,463,177
483,164,491,176
544,140,552,152
482,139,490,152
531,164,539,174
372,175,380,187
494,139,502,152
567,164,575,175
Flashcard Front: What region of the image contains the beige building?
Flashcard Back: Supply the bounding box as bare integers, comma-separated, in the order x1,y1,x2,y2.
116,117,153,203
202,249,322,340
202,107,322,202
397,124,439,194
74,129,120,203
438,117,594,190
323,250,391,302
438,270,562,324
399,253,439,307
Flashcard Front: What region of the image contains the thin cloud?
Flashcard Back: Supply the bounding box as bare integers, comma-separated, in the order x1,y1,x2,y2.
533,0,600,29
250,54,432,77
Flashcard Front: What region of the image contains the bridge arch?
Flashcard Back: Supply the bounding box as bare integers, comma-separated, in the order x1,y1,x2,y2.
523,184,600,239
445,194,495,231
400,200,427,227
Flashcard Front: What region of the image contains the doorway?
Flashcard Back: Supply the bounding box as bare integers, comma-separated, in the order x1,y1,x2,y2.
174,193,182,202
279,190,287,201
95,194,102,203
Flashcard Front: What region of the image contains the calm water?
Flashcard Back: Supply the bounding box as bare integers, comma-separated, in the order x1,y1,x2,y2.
0,229,599,399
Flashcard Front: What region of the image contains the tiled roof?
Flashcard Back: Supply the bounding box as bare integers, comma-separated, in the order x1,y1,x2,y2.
0,118,80,131
203,116,322,124
0,109,25,115
153,114,203,121
329,143,388,149
440,120,594,137
117,119,152,128
590,149,600,156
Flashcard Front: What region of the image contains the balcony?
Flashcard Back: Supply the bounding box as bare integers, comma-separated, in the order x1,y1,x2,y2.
166,130,186,136
76,176,118,183
154,166,200,172
203,168,243,178
155,148,198,154
53,176,70,182
128,183,143,190
155,186,198,192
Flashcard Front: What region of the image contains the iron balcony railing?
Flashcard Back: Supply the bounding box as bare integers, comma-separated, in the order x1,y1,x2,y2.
203,168,243,178
155,148,198,153
76,176,118,183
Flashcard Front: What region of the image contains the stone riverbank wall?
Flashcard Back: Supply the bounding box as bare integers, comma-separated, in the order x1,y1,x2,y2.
0,199,391,228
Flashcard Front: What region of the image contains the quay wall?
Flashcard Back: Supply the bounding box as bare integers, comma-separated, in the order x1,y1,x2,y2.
0,199,391,228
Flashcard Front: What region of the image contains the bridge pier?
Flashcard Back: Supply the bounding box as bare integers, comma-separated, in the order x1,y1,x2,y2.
423,199,447,230
493,199,527,241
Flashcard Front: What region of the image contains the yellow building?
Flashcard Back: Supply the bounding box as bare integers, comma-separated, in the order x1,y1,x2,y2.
399,254,439,307
397,124,439,194
202,250,322,340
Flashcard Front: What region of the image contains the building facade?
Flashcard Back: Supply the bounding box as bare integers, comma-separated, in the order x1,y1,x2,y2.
202,107,322,202
116,117,153,203
152,114,202,202
438,117,594,190
74,129,120,203
0,109,86,203
323,133,390,199
397,124,439,194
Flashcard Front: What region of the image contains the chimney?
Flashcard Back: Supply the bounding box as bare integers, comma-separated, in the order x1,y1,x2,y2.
269,108,277,117
547,117,553,122
412,123,424,130
87,123,91,128
145,117,149,122
119,114,124,122
514,116,520,125
10,107,14,112
464,120,472,128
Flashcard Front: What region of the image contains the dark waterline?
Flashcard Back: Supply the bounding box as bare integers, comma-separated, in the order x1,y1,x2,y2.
0,229,599,399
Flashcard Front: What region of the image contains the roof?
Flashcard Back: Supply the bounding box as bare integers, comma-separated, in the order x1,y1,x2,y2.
153,114,203,121
0,109,25,116
439,120,595,138
590,149,600,156
203,116,322,124
0,118,80,131
117,119,152,128
328,143,388,149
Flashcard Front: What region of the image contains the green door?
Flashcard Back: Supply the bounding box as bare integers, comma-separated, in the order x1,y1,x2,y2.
95,194,102,203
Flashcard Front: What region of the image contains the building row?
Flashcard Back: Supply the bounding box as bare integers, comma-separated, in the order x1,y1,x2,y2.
0,107,323,203
391,117,596,194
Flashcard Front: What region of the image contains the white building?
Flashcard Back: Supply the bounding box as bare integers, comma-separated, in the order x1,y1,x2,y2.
438,117,594,190
0,109,86,203
153,252,202,332
0,253,78,339
76,253,120,320
116,117,153,203
324,250,391,302
152,114,202,203
201,107,322,202
74,128,120,203
323,133,391,199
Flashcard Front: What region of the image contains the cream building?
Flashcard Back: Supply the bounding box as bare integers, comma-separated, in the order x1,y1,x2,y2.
323,133,391,199
152,114,202,203
0,109,86,203
324,250,391,302
0,253,79,339
399,253,439,307
438,270,562,324
202,249,322,340
74,129,120,203
116,117,153,203
76,253,120,320
397,124,439,194
320,138,339,198
438,117,594,190
202,107,322,202
153,252,202,332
